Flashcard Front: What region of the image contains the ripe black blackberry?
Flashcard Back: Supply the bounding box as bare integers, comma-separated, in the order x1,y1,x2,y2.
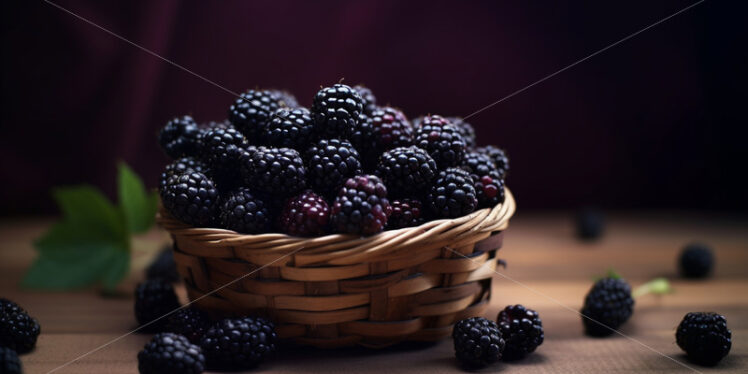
0,298,40,353
305,139,362,196
472,172,506,208
360,107,414,161
452,317,505,368
200,317,277,370
676,312,731,366
447,117,477,148
376,146,437,196
160,171,219,227
353,85,377,115
576,208,605,240
580,277,634,336
158,115,200,159
263,108,315,148
0,347,21,374
427,168,478,218
349,113,378,171
311,84,364,139
146,246,179,282
475,145,509,179
165,308,211,344
414,115,466,169
387,198,425,229
138,332,205,374
219,187,271,234
461,151,498,177
240,147,307,196
134,279,180,332
268,89,299,108
330,175,391,235
159,157,210,191
497,304,544,361
278,190,330,236
228,89,281,142
679,243,714,279
198,127,250,189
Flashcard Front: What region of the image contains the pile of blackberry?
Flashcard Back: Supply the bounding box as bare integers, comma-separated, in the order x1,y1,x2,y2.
158,84,510,237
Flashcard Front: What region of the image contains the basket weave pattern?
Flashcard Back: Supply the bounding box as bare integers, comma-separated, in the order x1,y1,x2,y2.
158,189,515,348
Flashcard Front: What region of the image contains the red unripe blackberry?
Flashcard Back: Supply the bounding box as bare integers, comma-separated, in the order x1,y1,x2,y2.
330,175,391,235
279,190,330,236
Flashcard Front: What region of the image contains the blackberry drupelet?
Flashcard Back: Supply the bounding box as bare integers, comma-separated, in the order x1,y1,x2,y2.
159,157,209,191
219,187,271,234
158,115,200,159
576,208,605,240
461,151,498,177
200,317,277,370
240,147,307,196
165,308,211,344
160,171,219,227
679,243,714,279
427,168,478,218
263,108,315,148
305,139,362,196
475,145,509,179
134,279,180,331
676,312,731,366
452,317,505,368
311,84,363,139
472,172,505,208
367,106,414,156
198,127,250,188
414,115,466,169
376,146,437,196
268,89,299,108
146,246,179,282
580,277,634,336
447,117,477,148
353,85,377,115
497,304,544,361
228,89,281,142
0,298,40,353
278,190,330,236
138,333,205,374
0,347,21,374
330,175,391,235
387,198,425,229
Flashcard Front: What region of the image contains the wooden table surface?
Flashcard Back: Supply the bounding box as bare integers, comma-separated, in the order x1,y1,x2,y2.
2,212,747,373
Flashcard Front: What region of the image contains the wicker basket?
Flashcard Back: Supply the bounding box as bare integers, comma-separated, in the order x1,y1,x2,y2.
157,188,516,348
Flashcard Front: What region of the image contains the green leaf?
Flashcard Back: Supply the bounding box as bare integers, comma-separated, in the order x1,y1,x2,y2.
118,162,158,234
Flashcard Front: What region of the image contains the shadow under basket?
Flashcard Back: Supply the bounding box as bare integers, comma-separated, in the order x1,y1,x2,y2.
157,188,516,348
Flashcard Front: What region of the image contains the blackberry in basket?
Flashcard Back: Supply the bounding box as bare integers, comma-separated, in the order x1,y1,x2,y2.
311,83,364,139
414,115,466,169
376,146,437,197
229,89,281,142
330,175,391,235
240,147,307,197
305,138,363,196
263,107,315,148
427,168,478,218
158,115,200,159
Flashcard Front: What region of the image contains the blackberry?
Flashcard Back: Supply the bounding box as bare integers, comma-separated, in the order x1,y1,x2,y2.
576,208,605,240
240,147,307,196
263,108,315,148
228,89,281,142
349,113,377,171
0,347,21,374
679,243,714,279
414,115,466,168
305,139,362,196
219,187,271,234
366,106,414,157
387,198,425,229
159,157,209,191
376,146,437,196
134,279,180,331
461,151,497,177
427,168,478,218
475,145,509,179
452,317,505,368
311,84,363,139
268,89,299,108
200,119,232,130
0,299,40,354
198,127,250,188
472,172,506,208
165,308,211,344
160,171,219,227
138,332,205,374
676,312,731,366
447,117,477,148
146,246,179,282
278,190,330,236
200,317,277,370
158,115,200,159
580,277,634,336
330,175,391,235
497,304,544,361
353,85,377,115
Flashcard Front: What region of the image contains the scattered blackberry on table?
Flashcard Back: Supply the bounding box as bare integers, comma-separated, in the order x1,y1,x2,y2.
240,147,307,196
200,317,277,370
305,139,363,196
676,312,731,366
165,308,211,344
134,279,180,331
0,299,40,354
198,127,250,188
427,168,477,218
228,89,281,142
278,190,330,236
0,347,21,374
679,243,714,279
452,317,505,368
447,117,477,148
387,198,425,229
576,208,605,240
311,83,364,139
268,89,299,108
580,277,634,336
475,145,509,179
472,172,505,208
376,146,437,196
219,187,271,234
263,107,315,148
159,157,209,191
497,304,544,361
353,85,377,115
158,115,200,159
414,115,466,169
146,246,179,282
160,171,219,227
461,151,497,177
138,332,205,374
330,175,391,235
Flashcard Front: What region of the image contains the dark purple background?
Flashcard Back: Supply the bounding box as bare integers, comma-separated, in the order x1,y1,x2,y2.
1,0,746,215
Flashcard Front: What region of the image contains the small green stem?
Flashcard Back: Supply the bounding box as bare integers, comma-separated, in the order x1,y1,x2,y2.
633,277,672,299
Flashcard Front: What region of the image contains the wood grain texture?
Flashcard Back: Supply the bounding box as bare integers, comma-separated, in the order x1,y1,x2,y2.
1,213,747,373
